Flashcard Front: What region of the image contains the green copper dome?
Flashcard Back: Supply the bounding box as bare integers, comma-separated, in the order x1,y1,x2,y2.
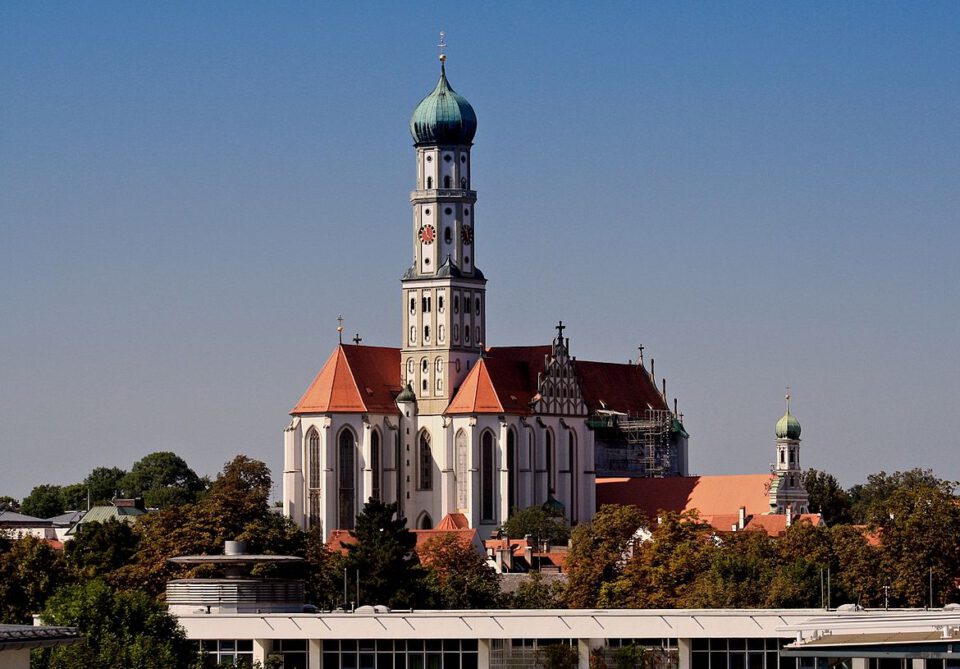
410,64,477,146
396,383,417,404
776,410,801,440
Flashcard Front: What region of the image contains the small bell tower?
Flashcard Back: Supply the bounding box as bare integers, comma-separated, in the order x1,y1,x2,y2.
770,390,809,516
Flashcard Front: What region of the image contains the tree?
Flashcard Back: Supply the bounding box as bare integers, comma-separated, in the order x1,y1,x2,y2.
419,533,501,608
342,499,426,609
64,519,140,581
686,529,776,608
0,535,66,623
764,519,834,608
303,525,345,610
508,571,567,609
802,469,852,524
502,504,570,546
848,469,950,524
599,511,715,608
120,451,204,508
115,455,303,597
60,483,89,512
33,579,195,669
20,484,65,518
0,496,20,512
830,524,883,608
85,467,128,505
565,504,646,608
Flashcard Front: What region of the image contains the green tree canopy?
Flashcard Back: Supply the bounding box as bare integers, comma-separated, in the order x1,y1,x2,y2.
0,496,20,512
802,469,852,524
0,535,66,623
21,484,65,519
564,504,645,608
120,451,205,508
85,467,128,505
34,579,195,669
64,519,140,582
508,571,567,609
420,532,501,609
343,499,426,609
502,503,570,546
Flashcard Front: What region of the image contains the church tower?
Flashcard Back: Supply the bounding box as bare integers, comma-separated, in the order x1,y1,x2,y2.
401,47,485,415
769,392,809,515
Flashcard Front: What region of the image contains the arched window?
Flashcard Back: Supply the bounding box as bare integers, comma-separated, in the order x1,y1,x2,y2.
409,296,416,314
455,429,469,511
460,176,467,189
453,324,459,342
424,325,430,342
418,430,433,490
545,430,555,496
481,430,495,522
475,297,480,315
426,176,433,189
453,295,459,314
370,430,382,502
464,324,470,343
409,326,416,344
418,512,433,530
444,227,452,243
507,429,517,515
568,431,577,523
308,429,321,528
438,324,445,342
338,428,356,530
444,175,451,188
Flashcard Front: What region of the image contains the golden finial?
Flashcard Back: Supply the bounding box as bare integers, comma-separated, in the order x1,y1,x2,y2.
785,386,791,412
336,314,344,344
438,31,447,62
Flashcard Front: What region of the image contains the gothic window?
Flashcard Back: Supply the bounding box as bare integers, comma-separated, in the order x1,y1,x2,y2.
371,430,382,502
481,430,495,522
426,176,433,189
338,428,356,530
568,431,578,523
455,429,468,511
418,430,433,490
444,175,451,188
545,430,555,495
507,429,517,515
308,429,321,490
418,513,433,529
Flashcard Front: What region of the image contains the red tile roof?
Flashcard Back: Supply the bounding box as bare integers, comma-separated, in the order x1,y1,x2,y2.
435,512,470,530
576,361,668,413
741,514,822,536
596,474,776,518
292,345,401,415
325,527,483,558
446,345,666,415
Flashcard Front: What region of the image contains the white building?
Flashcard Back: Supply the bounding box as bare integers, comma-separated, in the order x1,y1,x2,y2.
283,52,688,538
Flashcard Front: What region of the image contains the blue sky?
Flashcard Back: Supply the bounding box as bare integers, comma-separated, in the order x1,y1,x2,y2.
2,3,958,499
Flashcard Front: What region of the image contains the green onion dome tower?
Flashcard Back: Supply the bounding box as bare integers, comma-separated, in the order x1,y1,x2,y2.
409,62,477,146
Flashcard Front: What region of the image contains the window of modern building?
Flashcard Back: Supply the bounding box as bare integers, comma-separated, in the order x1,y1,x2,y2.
322,638,478,669
196,640,254,667
338,429,356,530
419,430,433,490
272,640,308,669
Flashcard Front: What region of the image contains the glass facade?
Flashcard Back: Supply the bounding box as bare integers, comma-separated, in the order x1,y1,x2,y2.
197,639,254,667
322,639,478,669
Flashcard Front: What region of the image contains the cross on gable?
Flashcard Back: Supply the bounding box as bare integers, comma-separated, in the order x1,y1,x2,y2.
352,333,362,345
556,320,566,339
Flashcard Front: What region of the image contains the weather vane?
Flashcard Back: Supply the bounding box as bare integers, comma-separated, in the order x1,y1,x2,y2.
336,314,344,344
438,31,447,62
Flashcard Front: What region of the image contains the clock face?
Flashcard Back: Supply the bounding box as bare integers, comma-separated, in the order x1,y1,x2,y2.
461,224,474,245
418,224,436,244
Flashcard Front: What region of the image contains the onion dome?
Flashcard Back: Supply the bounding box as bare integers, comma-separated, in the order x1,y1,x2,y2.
776,408,801,439
396,383,417,404
410,63,477,146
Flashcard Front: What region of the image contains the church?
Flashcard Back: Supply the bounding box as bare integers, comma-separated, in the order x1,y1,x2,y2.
281,52,691,537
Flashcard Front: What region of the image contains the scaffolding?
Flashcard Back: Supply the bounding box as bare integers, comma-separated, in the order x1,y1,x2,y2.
592,409,676,477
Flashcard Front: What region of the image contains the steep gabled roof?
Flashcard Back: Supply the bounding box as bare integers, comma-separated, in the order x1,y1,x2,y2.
292,345,401,415
446,354,540,415
577,361,668,413
596,474,775,518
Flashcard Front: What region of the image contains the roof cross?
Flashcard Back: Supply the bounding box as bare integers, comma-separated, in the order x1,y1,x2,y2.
437,31,447,62
556,320,566,339
336,314,344,344
352,333,363,345
785,386,791,412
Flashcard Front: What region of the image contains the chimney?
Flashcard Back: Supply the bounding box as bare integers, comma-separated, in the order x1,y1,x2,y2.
786,506,793,527
738,507,746,530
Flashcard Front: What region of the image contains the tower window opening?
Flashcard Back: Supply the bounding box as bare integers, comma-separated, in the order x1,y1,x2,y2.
438,324,445,341
438,295,445,312
481,430,495,522
419,431,433,490
453,296,459,314
407,359,414,375
460,177,467,189
780,451,785,464
464,208,470,216
444,154,452,162
426,154,433,162
426,177,432,189
444,227,452,243
422,359,428,373
338,428,356,530
475,297,480,315
453,324,459,341
422,379,428,392
409,326,416,344
422,296,431,312
445,207,453,215
424,325,431,342
464,324,470,343
476,328,481,345
409,297,415,314
460,155,466,163
444,175,451,189
464,255,470,263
